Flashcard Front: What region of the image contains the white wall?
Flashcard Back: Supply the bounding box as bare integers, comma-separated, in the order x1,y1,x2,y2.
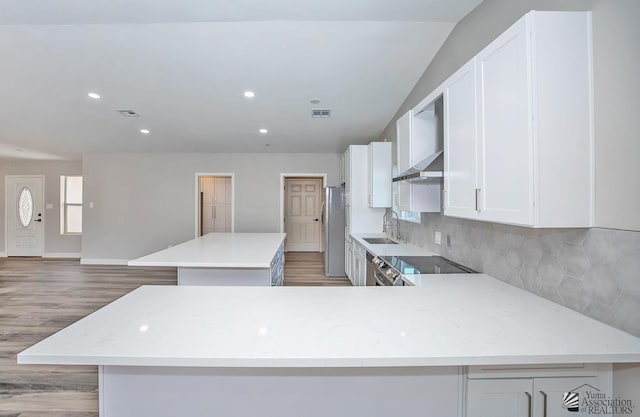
591,0,640,230
81,153,339,261
0,159,82,256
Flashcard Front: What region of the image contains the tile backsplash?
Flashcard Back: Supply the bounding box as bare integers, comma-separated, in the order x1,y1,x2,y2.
398,213,640,337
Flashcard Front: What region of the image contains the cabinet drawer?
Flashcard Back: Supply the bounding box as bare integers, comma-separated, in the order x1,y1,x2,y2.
468,364,597,379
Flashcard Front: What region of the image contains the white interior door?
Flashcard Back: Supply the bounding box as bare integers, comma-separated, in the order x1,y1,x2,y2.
5,175,45,256
284,178,322,252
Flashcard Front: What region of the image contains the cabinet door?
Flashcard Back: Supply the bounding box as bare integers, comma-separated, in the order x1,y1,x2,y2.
353,250,361,287
533,377,597,417
368,142,392,208
210,177,232,232
344,148,351,206
396,111,412,175
476,16,534,226
443,58,478,219
397,182,440,213
352,243,366,286
345,238,354,284
397,181,411,213
467,379,533,417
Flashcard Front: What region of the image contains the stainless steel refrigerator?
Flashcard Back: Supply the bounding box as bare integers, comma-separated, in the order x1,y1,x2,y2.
322,186,346,277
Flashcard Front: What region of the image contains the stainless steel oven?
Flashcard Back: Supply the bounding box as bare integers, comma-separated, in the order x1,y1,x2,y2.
371,256,405,286
371,255,475,286
366,251,377,286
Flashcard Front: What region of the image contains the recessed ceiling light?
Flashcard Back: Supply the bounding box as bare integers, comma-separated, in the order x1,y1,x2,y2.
88,92,101,99
244,91,255,98
259,128,268,134
140,129,150,134
310,98,320,104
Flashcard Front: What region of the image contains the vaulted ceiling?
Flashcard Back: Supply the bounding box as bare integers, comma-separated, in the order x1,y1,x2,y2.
0,0,483,159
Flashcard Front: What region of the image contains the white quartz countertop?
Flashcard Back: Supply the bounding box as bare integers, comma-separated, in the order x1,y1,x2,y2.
128,233,286,268
18,276,640,368
351,233,435,257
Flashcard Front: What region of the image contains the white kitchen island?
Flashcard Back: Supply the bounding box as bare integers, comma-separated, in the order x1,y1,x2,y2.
128,232,286,286
18,276,640,417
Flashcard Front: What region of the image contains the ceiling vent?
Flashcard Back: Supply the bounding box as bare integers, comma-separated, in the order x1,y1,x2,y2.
117,109,140,117
311,109,331,118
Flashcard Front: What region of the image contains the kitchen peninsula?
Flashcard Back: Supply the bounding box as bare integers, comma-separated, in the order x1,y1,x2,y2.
128,232,286,286
18,278,640,417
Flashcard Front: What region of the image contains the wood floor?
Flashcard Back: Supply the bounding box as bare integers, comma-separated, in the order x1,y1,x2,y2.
0,252,349,416
283,252,351,286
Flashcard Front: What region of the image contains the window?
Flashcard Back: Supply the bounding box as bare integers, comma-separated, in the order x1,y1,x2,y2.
399,210,421,223
60,175,83,234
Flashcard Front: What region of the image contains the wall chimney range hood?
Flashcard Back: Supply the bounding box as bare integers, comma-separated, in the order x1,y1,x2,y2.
393,151,443,182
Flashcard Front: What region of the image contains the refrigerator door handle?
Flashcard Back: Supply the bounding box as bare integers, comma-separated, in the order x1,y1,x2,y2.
320,201,325,225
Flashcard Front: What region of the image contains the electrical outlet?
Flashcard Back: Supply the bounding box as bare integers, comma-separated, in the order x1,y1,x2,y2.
434,231,442,245
447,234,451,247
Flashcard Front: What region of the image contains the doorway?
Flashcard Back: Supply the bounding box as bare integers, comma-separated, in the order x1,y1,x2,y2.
5,175,45,256
196,174,234,237
282,176,324,252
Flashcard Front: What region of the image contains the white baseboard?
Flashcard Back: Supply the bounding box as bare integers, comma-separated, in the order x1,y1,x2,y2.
0,252,6,257
81,258,129,266
44,252,82,259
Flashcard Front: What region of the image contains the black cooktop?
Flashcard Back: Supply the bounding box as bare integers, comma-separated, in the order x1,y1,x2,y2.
382,255,475,275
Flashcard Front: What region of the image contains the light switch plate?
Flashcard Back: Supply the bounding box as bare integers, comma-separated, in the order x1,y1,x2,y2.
89,201,95,209
45,203,53,209
434,231,442,245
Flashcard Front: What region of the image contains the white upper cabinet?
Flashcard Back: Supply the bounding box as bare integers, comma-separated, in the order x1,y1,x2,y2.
443,58,478,219
476,14,533,226
343,145,385,233
338,153,346,185
396,108,441,176
368,142,392,208
396,111,412,175
443,11,593,228
395,90,444,213
396,181,441,213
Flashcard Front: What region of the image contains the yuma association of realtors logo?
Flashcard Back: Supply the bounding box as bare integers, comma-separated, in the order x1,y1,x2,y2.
563,384,635,414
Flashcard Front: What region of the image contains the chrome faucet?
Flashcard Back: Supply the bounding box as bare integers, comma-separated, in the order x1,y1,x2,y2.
382,210,401,241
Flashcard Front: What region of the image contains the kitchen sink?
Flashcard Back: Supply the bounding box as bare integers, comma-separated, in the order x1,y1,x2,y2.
362,238,399,245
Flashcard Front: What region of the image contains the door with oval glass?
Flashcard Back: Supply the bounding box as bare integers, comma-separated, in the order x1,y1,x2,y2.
5,175,45,256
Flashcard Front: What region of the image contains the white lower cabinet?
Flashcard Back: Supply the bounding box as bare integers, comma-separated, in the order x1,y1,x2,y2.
345,235,353,285
466,365,611,417
345,236,366,286
351,240,367,286
467,379,533,417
